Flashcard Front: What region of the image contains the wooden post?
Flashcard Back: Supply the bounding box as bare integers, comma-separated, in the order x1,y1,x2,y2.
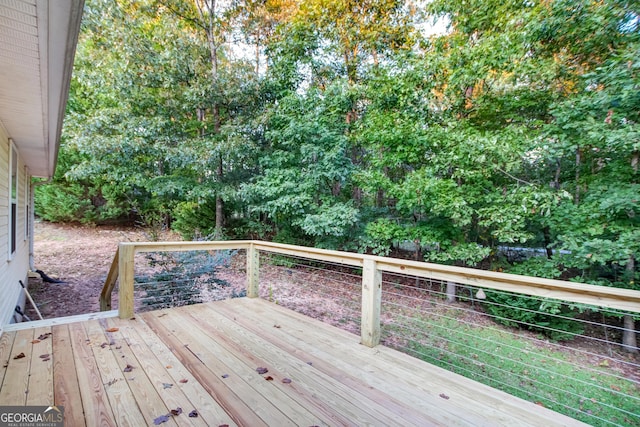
361,258,382,347
118,244,136,319
446,281,457,303
100,248,119,311
246,243,259,298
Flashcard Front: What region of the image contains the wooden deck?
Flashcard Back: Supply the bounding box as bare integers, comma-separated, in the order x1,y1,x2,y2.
0,298,586,426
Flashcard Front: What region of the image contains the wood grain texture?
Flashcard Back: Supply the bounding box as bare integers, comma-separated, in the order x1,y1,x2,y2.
67,322,116,427
83,320,154,426
115,316,236,426
0,331,15,387
26,326,53,405
0,328,32,405
52,325,86,427
0,300,590,426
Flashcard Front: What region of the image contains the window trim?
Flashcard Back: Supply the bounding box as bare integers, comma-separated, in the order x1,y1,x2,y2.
8,140,18,260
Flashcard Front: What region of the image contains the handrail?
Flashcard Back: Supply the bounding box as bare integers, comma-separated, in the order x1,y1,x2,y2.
100,239,640,346
99,248,119,311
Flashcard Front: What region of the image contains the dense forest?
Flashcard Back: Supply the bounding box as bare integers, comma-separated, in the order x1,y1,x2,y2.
37,0,638,291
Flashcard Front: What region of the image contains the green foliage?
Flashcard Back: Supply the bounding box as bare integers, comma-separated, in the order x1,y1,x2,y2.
38,0,638,303
35,183,95,224
171,200,217,240
483,290,585,341
404,314,638,425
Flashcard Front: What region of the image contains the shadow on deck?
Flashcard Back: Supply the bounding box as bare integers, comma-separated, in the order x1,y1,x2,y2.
0,298,586,426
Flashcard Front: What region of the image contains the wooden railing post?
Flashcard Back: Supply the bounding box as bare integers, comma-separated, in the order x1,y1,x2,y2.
118,244,136,319
246,243,259,298
361,258,382,347
100,248,119,311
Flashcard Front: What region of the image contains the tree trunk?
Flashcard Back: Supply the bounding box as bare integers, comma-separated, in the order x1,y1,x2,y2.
215,153,224,238
622,315,638,353
623,255,638,352
543,227,553,259
195,0,225,238
574,148,581,204
446,281,456,303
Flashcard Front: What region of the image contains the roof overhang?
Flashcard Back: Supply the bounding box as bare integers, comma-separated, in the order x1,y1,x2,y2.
0,0,84,178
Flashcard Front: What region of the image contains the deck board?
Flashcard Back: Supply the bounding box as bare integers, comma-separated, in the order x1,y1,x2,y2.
224,298,549,426
0,328,32,405
0,298,588,426
83,320,152,426
186,302,438,426
115,316,236,426
26,326,53,405
0,331,15,388
52,324,86,427
154,305,393,426
67,322,116,427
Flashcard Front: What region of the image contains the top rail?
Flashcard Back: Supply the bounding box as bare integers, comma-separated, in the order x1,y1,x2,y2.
102,240,640,343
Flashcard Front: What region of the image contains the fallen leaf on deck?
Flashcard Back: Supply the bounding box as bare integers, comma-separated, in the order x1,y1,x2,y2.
163,383,173,389
115,346,122,350
38,333,51,340
273,324,281,328
106,327,119,332
123,364,134,372
100,343,108,349
31,339,40,344
188,410,198,418
306,361,313,366
106,379,118,386
256,367,268,374
170,407,182,416
218,425,228,427
39,354,50,359
153,414,169,425
179,379,188,383
166,365,172,369
439,393,449,400
535,402,545,407
264,376,274,381
282,378,292,384
221,374,229,379
13,353,25,360
42,357,50,362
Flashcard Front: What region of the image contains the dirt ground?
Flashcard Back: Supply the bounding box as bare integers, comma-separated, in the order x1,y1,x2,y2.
27,221,183,318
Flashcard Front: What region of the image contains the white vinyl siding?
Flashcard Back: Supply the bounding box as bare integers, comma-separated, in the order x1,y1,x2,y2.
0,126,30,327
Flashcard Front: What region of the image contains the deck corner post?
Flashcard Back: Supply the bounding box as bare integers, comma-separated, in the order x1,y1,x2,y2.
118,244,136,319
361,258,382,347
247,243,259,298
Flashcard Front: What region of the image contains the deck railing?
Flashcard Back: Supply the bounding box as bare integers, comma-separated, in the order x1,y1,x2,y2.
101,240,640,346
101,240,640,425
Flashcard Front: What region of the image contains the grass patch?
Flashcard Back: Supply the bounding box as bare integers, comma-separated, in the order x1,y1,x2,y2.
386,313,639,426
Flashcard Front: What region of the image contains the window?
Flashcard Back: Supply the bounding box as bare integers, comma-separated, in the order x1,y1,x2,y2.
9,142,17,257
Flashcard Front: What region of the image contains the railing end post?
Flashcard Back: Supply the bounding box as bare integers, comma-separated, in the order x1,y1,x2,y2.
361,258,382,347
118,244,136,319
247,243,259,298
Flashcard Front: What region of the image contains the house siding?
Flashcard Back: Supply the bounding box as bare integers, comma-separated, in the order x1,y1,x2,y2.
0,125,30,328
